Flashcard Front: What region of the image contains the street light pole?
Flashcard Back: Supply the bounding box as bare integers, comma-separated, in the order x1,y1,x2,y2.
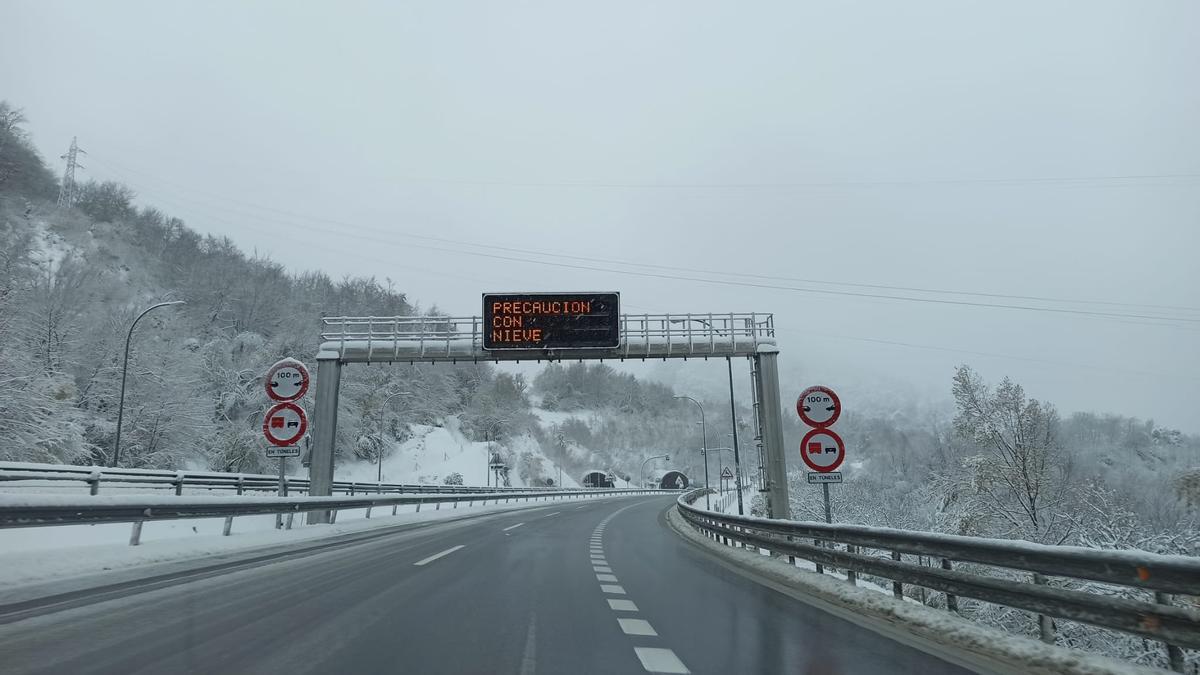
378,390,411,482
674,395,709,509
639,453,669,487
112,300,185,468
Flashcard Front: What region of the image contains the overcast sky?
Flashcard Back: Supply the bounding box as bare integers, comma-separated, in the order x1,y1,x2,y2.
3,1,1198,430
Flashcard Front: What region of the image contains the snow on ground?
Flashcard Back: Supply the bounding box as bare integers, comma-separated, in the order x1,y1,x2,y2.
336,419,581,489
29,220,78,269
529,407,594,426
0,491,621,588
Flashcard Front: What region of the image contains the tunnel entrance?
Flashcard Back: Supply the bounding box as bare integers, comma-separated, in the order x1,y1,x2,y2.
659,470,689,490
582,471,615,488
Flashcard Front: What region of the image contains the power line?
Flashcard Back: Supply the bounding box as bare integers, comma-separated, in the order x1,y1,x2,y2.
85,160,1200,379
300,173,1200,190
87,154,1200,326
86,153,1200,316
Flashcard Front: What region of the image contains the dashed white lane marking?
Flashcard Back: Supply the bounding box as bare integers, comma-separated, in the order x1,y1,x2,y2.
413,545,465,566
633,647,690,674
540,512,561,518
618,618,658,636
519,615,537,675
592,500,693,675
576,505,588,509
503,522,525,532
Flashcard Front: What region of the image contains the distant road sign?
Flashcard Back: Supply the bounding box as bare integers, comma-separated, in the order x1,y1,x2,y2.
263,402,308,447
266,446,301,458
265,359,310,402
800,427,845,473
483,292,620,350
797,385,840,428
807,472,843,484
720,466,734,480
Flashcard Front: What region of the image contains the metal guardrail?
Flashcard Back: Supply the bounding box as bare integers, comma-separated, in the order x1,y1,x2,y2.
676,490,1200,664
0,462,571,496
0,488,668,545
318,312,775,362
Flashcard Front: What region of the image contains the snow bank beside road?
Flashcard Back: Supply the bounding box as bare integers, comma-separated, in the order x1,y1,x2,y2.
0,493,615,590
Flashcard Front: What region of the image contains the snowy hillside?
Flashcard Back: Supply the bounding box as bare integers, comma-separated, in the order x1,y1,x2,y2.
337,417,581,489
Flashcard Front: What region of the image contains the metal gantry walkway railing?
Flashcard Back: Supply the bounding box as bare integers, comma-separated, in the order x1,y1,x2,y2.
318,312,775,363
676,490,1200,667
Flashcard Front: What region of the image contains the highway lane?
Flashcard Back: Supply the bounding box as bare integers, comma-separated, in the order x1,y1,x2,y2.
604,498,974,675
0,495,974,674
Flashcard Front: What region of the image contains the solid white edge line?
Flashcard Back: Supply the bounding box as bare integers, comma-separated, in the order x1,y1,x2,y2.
413,544,466,566
503,522,525,532
633,647,690,674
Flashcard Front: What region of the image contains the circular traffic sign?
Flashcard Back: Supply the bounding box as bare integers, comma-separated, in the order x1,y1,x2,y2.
800,427,845,473
265,359,310,402
796,385,841,428
263,402,308,447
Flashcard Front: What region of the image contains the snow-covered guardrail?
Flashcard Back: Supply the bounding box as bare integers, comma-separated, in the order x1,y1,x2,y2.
0,461,572,496
0,488,667,545
676,489,1200,666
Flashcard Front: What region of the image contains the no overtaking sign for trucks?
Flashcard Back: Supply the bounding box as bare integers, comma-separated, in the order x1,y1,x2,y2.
801,427,845,473
263,402,308,447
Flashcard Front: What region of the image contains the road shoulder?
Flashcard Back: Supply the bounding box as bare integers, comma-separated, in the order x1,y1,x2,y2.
664,505,1156,675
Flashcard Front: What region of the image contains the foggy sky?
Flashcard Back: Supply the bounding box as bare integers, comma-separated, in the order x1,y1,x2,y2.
3,1,1198,430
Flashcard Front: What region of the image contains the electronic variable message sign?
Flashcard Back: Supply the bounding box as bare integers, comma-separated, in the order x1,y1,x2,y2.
483,293,620,350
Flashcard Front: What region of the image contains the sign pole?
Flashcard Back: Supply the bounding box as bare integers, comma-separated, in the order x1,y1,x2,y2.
822,482,832,524
274,456,286,529
726,356,744,515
